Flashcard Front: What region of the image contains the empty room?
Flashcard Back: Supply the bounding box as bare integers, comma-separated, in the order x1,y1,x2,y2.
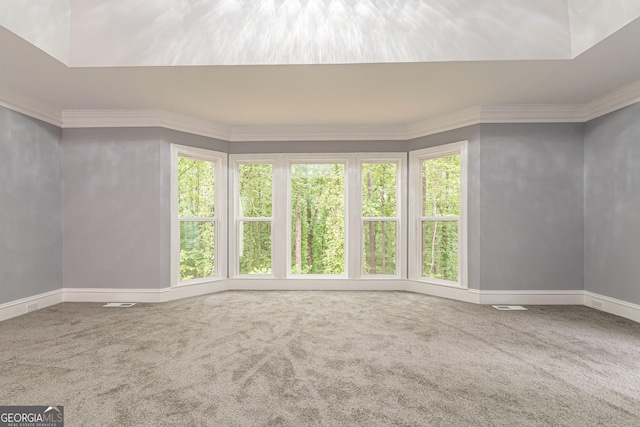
1,1,640,426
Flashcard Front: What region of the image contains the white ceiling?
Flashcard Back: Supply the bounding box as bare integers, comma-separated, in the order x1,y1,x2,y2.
1,2,640,136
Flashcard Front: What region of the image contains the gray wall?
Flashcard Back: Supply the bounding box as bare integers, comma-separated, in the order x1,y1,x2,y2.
60,123,587,293
479,123,584,291
584,103,640,305
62,128,171,289
5,104,640,306
0,107,62,304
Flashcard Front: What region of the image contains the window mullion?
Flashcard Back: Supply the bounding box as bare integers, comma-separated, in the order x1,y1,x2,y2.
362,217,398,222
179,217,216,222
421,216,460,222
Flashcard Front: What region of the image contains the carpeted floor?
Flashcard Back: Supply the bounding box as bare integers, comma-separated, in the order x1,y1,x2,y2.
1,291,639,426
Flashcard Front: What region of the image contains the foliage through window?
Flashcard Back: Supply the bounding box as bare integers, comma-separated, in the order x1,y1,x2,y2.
238,163,273,274
290,163,345,275
421,155,461,282
178,156,217,281
362,162,398,275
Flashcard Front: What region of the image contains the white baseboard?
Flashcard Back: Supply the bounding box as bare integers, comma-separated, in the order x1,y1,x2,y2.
62,280,229,303
473,289,584,305
0,289,64,322
584,291,640,324
62,287,171,303
225,278,408,291
2,283,639,325
406,280,479,303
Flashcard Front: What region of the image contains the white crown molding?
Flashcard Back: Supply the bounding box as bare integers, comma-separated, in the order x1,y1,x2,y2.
229,124,408,141
583,79,640,121
61,109,232,141
405,106,482,140
0,84,61,126
54,102,599,142
3,77,640,141
481,104,585,123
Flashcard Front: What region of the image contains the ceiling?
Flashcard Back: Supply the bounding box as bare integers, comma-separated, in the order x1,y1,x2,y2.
1,2,640,138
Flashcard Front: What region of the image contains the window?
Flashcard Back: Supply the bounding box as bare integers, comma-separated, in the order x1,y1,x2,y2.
410,142,467,287
361,161,401,276
233,161,274,276
289,162,346,276
171,145,227,285
229,153,406,280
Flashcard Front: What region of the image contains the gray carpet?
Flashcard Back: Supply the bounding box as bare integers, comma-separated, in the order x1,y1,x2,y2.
1,291,639,426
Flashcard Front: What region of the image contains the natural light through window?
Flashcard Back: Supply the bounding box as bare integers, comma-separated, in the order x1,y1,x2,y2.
178,157,216,281
290,163,345,275
172,145,226,285
238,163,273,275
362,162,398,275
410,142,466,287
421,155,460,281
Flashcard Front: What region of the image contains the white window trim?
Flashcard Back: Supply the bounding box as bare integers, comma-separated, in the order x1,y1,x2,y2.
170,144,227,287
286,154,350,279
229,155,276,278
357,154,407,279
409,141,468,289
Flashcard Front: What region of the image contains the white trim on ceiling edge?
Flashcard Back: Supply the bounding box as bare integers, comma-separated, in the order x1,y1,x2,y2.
2,78,640,141
0,84,61,126
2,282,638,324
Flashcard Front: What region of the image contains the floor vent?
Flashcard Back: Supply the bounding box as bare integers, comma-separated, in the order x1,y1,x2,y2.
103,302,137,308
492,305,527,311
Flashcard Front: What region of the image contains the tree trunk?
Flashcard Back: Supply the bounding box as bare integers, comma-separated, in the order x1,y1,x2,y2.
306,200,313,270
367,172,376,274
256,222,261,270
295,216,302,272
380,171,387,274
429,196,438,276
294,187,302,273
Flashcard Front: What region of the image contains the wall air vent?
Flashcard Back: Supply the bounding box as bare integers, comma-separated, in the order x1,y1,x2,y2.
492,305,527,311
103,303,137,308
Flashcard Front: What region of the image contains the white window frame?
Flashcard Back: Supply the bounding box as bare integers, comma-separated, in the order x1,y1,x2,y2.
170,144,227,286
229,155,276,278
286,154,350,279
228,152,407,281
356,154,407,279
409,141,467,288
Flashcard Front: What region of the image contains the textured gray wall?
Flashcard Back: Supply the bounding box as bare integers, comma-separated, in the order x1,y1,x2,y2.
584,103,640,304
409,125,481,290
5,105,639,305
479,123,584,291
62,128,171,289
0,107,62,304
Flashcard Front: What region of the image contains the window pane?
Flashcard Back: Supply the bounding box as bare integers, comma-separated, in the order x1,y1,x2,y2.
422,155,460,217
180,221,215,281
362,163,397,217
363,221,396,275
422,221,458,281
239,164,272,217
178,157,215,217
239,221,272,274
290,163,345,275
